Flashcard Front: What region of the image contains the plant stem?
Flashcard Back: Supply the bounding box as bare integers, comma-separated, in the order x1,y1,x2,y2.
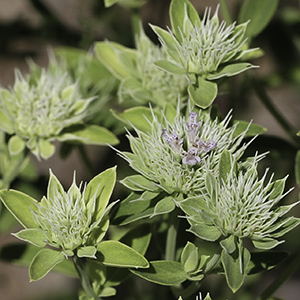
130,8,141,42
258,251,300,300
252,79,300,146
165,208,180,261
73,256,100,300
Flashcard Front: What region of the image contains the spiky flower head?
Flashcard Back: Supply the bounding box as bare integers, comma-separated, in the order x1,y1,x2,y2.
0,66,93,159
12,167,117,258
95,27,187,108
179,154,300,249
118,106,250,196
151,1,256,79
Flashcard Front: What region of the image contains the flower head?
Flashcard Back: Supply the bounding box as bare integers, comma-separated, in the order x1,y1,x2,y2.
11,167,117,258
118,106,250,195
180,155,300,249
0,66,93,159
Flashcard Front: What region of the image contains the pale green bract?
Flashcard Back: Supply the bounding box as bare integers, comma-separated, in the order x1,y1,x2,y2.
117,106,250,196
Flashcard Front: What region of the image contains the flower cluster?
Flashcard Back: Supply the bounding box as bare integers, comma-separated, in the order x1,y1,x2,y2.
11,167,117,258
118,107,250,195
0,67,93,159
179,155,300,249
162,112,217,166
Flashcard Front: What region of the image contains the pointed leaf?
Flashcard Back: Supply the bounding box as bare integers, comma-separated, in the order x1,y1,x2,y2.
232,120,267,138
207,63,257,80
130,260,188,285
94,42,137,79
219,149,233,183
58,124,119,145
151,196,175,217
154,60,185,75
13,228,47,248
188,79,218,109
120,175,159,192
0,189,39,228
97,240,149,268
252,238,283,250
221,247,251,292
117,106,162,133
85,166,116,222
29,249,65,281
170,0,200,41
220,235,237,254
238,0,279,38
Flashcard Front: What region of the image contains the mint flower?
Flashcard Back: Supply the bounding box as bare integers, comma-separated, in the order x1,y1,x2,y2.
150,0,258,108
95,26,187,107
118,107,250,196
180,155,300,249
0,65,118,160
9,167,117,258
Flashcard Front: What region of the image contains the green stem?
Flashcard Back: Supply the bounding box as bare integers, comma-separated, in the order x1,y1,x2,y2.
165,208,180,261
258,251,300,300
219,0,232,24
252,79,300,146
73,256,100,300
130,8,141,43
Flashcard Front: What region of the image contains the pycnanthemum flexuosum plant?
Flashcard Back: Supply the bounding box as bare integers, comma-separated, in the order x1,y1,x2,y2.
118,106,251,196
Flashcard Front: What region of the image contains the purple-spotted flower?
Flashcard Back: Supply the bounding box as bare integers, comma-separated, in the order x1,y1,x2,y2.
117,106,251,196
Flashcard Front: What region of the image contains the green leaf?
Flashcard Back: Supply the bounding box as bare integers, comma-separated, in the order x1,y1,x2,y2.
221,246,251,292
8,135,25,156
77,246,97,258
120,175,159,192
154,60,185,75
220,235,237,254
207,63,256,80
188,79,218,109
0,189,39,228
116,106,162,133
238,0,279,38
112,191,159,225
0,106,14,134
130,260,188,285
151,196,176,217
85,166,117,222
29,248,65,281
94,42,137,80
13,228,47,248
149,25,179,61
97,240,149,268
180,242,199,273
232,120,267,137
219,149,233,184
119,224,152,255
188,223,222,242
170,0,200,42
39,139,56,159
58,124,119,145
47,170,65,202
